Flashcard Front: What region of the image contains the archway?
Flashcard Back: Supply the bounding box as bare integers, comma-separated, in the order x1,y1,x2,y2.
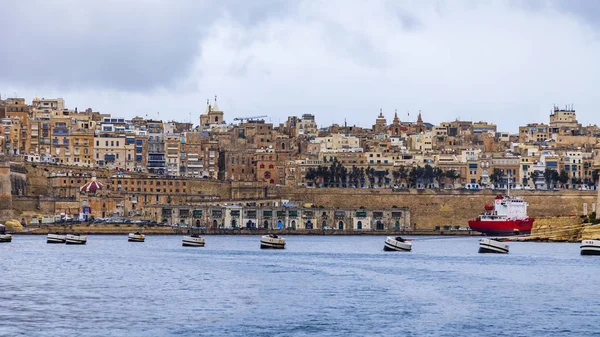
306,221,313,229
322,221,327,229
338,221,344,230
376,220,384,230
231,219,237,228
291,220,296,229
246,220,254,229
196,219,200,226
357,221,362,230
263,220,269,229
277,220,283,229
213,219,218,228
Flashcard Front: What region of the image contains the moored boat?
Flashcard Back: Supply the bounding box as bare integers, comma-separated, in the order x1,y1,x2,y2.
47,233,67,244
383,236,412,252
478,238,509,254
468,195,534,236
0,224,12,243
65,233,87,245
128,232,145,242
182,234,205,247
580,240,600,255
260,234,285,249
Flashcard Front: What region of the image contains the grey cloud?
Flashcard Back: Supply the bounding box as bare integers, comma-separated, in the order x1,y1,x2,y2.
0,0,294,92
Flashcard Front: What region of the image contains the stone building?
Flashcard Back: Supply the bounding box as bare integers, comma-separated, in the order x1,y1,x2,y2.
162,203,411,231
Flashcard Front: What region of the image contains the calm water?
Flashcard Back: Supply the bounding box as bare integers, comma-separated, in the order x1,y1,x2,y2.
1,235,599,337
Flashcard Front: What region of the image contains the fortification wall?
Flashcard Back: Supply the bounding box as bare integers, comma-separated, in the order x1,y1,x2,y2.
273,188,597,229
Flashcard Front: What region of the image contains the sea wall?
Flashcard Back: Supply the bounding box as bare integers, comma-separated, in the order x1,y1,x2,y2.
273,188,597,229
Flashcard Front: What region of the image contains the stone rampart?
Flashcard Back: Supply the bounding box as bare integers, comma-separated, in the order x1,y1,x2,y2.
273,188,597,229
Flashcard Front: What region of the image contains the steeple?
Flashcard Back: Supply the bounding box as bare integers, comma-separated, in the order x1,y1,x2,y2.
417,110,423,125
212,95,220,112
204,98,211,114
393,109,400,125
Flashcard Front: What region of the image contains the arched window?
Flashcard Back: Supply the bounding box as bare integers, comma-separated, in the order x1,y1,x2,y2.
269,179,274,184
338,221,344,230
282,143,285,150
269,164,274,169
264,171,271,179
260,164,265,169
357,221,362,230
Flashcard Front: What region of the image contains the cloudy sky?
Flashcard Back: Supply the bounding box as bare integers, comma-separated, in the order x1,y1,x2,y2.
2,0,600,131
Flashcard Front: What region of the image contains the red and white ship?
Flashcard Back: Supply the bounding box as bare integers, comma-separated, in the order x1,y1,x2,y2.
468,195,534,236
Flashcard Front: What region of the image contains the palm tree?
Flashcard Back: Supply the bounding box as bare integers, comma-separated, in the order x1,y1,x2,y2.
543,168,554,189
433,167,445,188
558,169,569,189
399,166,409,187
445,169,460,188
490,168,504,188
423,164,434,188
529,171,540,189
392,170,401,186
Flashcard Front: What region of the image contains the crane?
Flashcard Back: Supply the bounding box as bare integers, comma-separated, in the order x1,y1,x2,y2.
233,115,268,122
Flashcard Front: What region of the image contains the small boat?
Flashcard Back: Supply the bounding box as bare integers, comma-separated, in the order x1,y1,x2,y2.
383,236,412,252
128,232,145,242
580,239,600,255
0,224,12,243
182,234,205,247
260,234,285,249
47,233,66,244
478,238,509,254
65,233,87,245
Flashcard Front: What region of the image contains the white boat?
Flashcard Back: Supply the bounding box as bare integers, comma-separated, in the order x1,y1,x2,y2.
580,239,600,255
0,224,12,243
128,232,145,242
65,233,87,245
47,233,66,244
478,238,509,254
260,234,285,249
383,236,412,252
182,234,205,247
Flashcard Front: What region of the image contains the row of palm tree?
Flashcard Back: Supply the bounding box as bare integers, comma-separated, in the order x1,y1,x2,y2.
305,161,461,188
491,168,599,189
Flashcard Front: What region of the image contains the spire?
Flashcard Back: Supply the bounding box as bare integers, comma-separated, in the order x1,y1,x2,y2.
204,99,210,114
393,109,400,125
417,110,423,124
378,108,383,118
212,94,220,111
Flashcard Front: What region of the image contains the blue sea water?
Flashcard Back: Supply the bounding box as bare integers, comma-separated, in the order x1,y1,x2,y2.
1,235,599,337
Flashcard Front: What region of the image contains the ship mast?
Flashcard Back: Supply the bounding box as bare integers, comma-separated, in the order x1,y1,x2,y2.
507,171,510,197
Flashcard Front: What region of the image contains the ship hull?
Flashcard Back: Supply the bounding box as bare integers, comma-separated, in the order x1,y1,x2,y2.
468,218,534,236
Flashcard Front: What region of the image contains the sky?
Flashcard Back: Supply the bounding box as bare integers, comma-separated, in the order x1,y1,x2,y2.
2,0,600,132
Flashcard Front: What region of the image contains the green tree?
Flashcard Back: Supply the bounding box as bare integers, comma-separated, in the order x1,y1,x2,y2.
445,169,460,188
558,169,569,188
490,168,504,187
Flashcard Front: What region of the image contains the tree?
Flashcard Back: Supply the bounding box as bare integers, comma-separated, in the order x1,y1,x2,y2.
399,166,409,187
543,168,554,189
445,169,460,188
529,171,540,188
558,169,569,188
433,167,445,188
490,168,504,187
392,170,401,186
592,169,599,189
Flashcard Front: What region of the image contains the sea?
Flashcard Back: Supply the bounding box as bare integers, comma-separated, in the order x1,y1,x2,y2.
1,235,599,337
